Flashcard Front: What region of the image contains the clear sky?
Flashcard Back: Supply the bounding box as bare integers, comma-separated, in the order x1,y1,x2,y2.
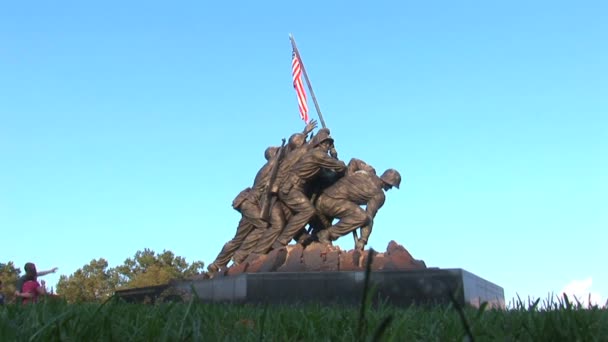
1,1,606,306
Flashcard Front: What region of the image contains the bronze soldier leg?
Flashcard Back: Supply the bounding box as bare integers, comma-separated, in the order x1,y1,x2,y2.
275,189,316,247
208,200,267,270
308,212,332,236
316,196,369,241
210,217,255,269
236,201,286,259
253,201,287,254
327,204,368,239
232,228,264,264
238,198,268,229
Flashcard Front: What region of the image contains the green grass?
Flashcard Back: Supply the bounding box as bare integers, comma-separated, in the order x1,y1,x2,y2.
2,255,606,341
0,294,606,341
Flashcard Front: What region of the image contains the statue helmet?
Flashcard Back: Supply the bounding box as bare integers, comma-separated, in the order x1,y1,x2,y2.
288,133,306,150
310,128,334,147
264,146,279,160
380,169,401,189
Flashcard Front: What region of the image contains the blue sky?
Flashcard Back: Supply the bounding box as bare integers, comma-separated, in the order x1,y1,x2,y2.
1,1,606,306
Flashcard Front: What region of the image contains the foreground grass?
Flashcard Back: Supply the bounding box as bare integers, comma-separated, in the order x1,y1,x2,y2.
0,295,606,341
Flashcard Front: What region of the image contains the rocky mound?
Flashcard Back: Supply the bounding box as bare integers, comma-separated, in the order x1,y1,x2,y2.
212,240,426,278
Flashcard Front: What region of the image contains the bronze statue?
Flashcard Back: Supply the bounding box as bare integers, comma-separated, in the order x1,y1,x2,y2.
314,158,401,250
207,145,284,274
208,122,402,274
238,120,319,257
231,145,286,265
208,122,318,275
272,129,346,249
206,187,269,275
251,123,325,254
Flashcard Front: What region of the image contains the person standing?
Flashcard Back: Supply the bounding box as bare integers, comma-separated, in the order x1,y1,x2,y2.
21,274,46,304
14,263,57,303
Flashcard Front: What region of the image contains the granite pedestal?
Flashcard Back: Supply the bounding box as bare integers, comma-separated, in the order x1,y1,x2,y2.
166,268,504,308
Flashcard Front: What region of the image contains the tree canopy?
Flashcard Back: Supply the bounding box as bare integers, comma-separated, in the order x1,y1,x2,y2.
56,258,118,303
0,262,21,303
114,249,204,289
55,249,204,303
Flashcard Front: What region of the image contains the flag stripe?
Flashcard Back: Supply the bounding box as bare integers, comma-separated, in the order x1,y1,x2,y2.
292,51,309,123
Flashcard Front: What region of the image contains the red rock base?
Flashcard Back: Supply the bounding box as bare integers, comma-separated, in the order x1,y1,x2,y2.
214,240,426,278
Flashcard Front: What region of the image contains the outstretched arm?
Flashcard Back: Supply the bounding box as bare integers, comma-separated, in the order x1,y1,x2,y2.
37,267,58,277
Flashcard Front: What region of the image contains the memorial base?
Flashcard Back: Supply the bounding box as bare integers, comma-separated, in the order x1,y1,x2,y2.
116,268,505,309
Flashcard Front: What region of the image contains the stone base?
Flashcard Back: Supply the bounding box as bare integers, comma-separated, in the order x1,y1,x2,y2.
169,269,504,309
114,242,504,308
213,240,427,277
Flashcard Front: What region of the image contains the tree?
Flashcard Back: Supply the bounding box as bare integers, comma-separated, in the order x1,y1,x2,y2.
56,258,118,303
0,262,21,303
115,249,204,289
55,249,205,302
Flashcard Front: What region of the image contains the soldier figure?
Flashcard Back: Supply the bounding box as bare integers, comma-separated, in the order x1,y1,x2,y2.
208,118,404,276
314,159,401,250
207,186,269,275
271,129,346,249
251,125,326,254
231,146,285,264
210,122,319,271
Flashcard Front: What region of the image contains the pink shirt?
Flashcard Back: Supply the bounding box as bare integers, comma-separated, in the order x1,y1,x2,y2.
22,280,41,304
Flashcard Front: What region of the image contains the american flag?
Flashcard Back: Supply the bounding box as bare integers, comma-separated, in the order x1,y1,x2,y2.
292,51,309,123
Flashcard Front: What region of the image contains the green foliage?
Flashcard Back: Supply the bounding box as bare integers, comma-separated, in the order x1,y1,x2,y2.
56,258,118,303
0,262,21,304
55,249,204,303
114,249,204,289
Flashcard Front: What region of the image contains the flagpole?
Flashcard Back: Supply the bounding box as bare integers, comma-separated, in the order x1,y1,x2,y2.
290,33,361,248
289,33,327,129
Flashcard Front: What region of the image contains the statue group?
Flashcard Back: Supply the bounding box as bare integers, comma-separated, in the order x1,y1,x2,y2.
207,120,401,277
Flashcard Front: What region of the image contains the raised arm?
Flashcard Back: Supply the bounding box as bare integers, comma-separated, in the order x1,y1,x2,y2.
302,119,318,136
37,267,58,277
